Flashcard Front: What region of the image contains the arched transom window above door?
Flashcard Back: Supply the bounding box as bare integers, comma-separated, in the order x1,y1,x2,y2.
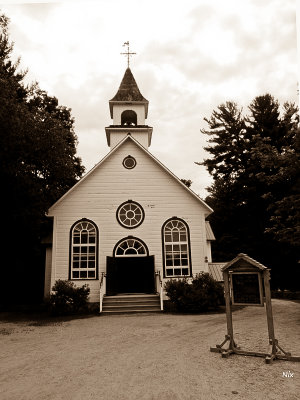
114,237,148,257
162,218,191,277
116,200,144,228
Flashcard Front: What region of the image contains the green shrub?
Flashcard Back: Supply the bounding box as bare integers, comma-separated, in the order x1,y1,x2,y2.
164,273,224,313
49,280,90,315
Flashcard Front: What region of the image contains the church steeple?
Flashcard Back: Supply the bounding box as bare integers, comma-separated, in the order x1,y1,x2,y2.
109,68,149,118
110,68,147,102
105,68,152,149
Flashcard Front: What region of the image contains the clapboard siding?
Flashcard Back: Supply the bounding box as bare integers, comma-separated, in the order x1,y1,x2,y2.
44,247,52,298
48,140,211,302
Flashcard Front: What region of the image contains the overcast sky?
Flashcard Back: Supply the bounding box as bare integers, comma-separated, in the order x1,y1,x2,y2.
1,0,298,197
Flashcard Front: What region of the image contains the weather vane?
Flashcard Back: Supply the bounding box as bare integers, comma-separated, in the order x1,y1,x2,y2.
121,41,136,68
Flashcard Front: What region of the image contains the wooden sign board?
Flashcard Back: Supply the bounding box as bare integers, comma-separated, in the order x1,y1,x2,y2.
211,255,300,363
230,271,264,306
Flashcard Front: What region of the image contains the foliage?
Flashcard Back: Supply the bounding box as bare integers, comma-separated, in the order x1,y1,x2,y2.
49,280,90,315
197,94,299,289
181,179,192,188
164,273,224,312
263,127,300,247
0,14,85,304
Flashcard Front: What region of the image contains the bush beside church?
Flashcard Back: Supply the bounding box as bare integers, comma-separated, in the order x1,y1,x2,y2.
164,273,224,313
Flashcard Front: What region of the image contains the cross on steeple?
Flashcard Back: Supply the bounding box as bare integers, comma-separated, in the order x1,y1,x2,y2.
121,41,136,68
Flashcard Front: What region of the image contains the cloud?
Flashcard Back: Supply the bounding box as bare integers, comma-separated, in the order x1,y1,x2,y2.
0,0,297,198
15,3,58,21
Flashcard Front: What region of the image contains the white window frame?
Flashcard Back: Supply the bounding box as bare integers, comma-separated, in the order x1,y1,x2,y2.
114,237,148,257
70,220,98,280
116,200,144,229
163,218,191,277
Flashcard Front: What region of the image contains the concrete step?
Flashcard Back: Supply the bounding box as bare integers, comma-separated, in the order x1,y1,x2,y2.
103,300,160,307
101,294,161,314
105,294,159,299
102,305,161,312
101,309,161,314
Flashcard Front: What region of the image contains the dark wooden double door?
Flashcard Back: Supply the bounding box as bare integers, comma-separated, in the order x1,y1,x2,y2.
106,256,155,295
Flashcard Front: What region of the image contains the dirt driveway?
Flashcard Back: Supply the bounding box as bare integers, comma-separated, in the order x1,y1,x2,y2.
0,299,299,400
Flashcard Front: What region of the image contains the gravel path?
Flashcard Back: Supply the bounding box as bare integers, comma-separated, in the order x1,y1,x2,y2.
0,299,299,400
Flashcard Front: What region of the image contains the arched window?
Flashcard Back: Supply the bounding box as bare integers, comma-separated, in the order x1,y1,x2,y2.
70,219,98,279
114,237,148,257
162,218,191,277
121,110,137,126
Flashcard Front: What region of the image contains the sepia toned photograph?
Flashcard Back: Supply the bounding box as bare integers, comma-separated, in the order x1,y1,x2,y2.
0,0,299,399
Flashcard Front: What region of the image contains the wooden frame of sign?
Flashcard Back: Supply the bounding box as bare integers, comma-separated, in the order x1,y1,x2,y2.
210,253,300,364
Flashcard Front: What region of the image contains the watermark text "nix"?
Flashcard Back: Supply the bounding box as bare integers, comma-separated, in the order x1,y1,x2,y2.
282,371,294,378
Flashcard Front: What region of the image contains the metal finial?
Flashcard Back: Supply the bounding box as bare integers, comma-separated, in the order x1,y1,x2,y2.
121,41,136,68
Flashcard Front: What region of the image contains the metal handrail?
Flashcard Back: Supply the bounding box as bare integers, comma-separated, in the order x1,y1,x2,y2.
155,270,164,311
99,272,106,313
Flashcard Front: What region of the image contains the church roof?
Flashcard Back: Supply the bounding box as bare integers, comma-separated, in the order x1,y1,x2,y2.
205,221,216,241
110,68,148,103
208,262,226,282
47,134,213,216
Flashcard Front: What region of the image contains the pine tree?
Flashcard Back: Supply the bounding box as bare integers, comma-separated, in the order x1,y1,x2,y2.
0,14,85,303
198,94,299,289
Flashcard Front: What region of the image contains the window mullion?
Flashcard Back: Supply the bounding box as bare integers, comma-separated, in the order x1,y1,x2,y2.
71,222,97,280
163,219,190,278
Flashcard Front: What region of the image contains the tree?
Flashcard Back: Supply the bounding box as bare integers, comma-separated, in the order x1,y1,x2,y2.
181,179,192,188
196,101,247,183
257,126,300,248
0,14,85,304
198,94,299,289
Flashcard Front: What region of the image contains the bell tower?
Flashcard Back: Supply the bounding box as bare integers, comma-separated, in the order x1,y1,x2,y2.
105,44,152,148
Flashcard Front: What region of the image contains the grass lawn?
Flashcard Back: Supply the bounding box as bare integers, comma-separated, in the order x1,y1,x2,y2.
0,299,299,400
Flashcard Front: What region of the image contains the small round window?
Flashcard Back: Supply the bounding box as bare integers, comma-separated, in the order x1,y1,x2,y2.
116,201,144,228
123,155,136,169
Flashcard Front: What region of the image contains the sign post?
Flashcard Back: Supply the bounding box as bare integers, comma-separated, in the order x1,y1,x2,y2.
210,253,300,364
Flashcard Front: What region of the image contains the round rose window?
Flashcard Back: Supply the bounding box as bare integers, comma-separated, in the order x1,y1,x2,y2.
123,155,136,169
116,201,144,228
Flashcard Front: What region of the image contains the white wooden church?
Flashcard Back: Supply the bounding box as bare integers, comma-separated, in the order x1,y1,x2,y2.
44,66,217,312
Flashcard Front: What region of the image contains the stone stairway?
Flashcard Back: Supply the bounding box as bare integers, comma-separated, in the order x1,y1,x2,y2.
101,294,162,314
